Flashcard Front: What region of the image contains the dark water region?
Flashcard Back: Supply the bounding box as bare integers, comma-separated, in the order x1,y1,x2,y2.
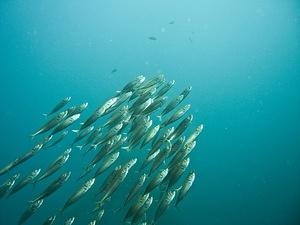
0,0,300,225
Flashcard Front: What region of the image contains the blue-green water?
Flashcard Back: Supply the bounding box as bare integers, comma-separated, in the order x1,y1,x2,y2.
1,1,300,225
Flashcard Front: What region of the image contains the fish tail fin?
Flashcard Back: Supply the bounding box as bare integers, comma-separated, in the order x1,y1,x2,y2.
121,146,130,152
76,145,83,150
30,134,35,140
42,113,48,117
157,115,162,121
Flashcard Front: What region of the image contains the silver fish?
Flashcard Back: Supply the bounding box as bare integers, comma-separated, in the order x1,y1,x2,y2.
46,130,69,148
88,220,96,225
169,141,196,169
144,168,168,194
94,152,120,178
67,102,88,117
32,171,71,202
167,157,190,189
160,94,184,118
139,74,165,90
140,125,161,149
170,115,193,140
61,178,95,212
123,193,150,222
95,209,104,224
8,169,41,196
118,75,145,95
154,190,176,223
142,96,167,115
149,143,172,175
81,97,118,130
0,173,20,198
154,80,175,99
36,148,71,182
18,199,43,225
43,96,71,117
77,127,102,151
131,196,153,225
161,104,191,128
140,149,160,170
104,92,132,115
124,173,147,206
31,110,68,138
50,114,80,135
71,125,94,146
42,215,56,225
185,124,203,146
180,86,192,100
175,171,195,206
132,98,153,116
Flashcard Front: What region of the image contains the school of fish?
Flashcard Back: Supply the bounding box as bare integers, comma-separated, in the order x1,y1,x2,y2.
0,74,203,225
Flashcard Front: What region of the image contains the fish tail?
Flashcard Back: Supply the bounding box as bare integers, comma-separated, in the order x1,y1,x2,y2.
76,145,83,150
157,115,162,121
42,113,48,117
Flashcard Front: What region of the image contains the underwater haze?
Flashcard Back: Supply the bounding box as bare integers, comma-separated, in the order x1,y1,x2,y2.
1,0,300,225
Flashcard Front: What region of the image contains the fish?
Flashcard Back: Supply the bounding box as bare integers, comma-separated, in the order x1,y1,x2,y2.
42,215,56,225
111,68,117,73
77,164,96,181
148,36,157,40
132,98,153,116
61,178,95,212
93,123,123,147
77,127,102,151
36,148,71,182
31,110,68,138
45,130,69,148
123,193,150,222
169,20,175,24
143,168,168,194
140,125,161,149
64,217,75,225
95,209,104,224
149,143,172,175
31,171,71,202
149,127,174,156
140,149,160,170
81,97,118,130
168,136,185,158
94,152,120,178
67,102,89,117
18,199,43,225
154,80,175,99
89,134,122,166
0,173,20,198
139,74,165,90
97,165,122,195
103,105,129,128
97,159,137,207
117,75,145,95
8,169,41,196
104,92,132,115
71,125,94,146
160,94,184,118
43,96,71,117
142,96,167,115
131,196,153,225
50,114,80,135
169,141,196,169
124,173,147,206
167,157,190,189
161,104,191,128
175,171,195,206
179,86,192,100
153,190,176,223
88,220,96,225
170,115,193,140
184,124,203,146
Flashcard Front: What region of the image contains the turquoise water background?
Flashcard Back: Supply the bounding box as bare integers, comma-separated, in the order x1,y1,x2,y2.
0,1,300,225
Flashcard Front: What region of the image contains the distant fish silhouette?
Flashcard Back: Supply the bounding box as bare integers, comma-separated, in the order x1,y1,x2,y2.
148,36,157,41
111,68,117,73
169,20,175,24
